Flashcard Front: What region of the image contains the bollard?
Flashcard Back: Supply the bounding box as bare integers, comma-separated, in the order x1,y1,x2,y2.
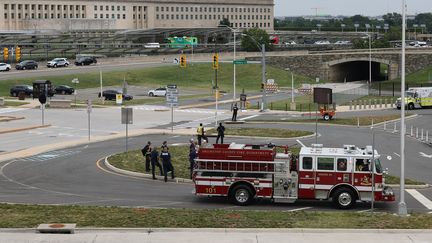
354,101,357,110
421,129,424,141
357,117,360,128
371,119,374,128
393,122,397,133
427,131,429,143
350,101,352,110
270,102,273,110
385,99,388,108
369,99,372,109
384,121,387,131
257,101,260,110
379,99,382,108
374,99,377,109
416,127,419,139
285,103,288,112
411,125,413,137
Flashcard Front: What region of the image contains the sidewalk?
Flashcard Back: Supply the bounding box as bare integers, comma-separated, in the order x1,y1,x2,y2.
0,228,431,243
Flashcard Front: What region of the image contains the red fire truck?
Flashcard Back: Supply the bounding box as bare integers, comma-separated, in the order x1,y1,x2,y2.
193,143,395,209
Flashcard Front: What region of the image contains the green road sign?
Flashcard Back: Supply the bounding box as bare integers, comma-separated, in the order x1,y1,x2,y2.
233,59,247,64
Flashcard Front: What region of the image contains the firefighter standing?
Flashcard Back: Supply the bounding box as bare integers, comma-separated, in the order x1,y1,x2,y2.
232,103,238,121
160,147,175,182
197,123,204,145
216,123,225,144
150,146,163,180
141,141,152,172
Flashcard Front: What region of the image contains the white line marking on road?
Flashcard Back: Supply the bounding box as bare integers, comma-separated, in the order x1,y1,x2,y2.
286,207,312,212
394,153,401,158
429,211,432,214
406,189,432,210
419,152,432,159
239,114,260,121
170,135,181,138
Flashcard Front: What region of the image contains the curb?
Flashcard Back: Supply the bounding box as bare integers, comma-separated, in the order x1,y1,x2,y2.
387,184,430,189
0,116,25,122
103,156,193,183
0,124,51,135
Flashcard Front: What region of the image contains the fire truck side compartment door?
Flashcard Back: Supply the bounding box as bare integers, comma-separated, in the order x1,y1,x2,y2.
298,156,315,199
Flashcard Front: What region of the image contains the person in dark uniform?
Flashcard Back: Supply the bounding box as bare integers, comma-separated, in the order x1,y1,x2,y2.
150,146,163,180
161,141,169,151
160,147,175,182
141,141,152,172
189,139,197,179
232,103,239,121
216,123,225,144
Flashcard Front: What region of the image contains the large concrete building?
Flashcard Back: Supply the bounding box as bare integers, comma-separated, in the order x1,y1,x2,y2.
0,0,274,31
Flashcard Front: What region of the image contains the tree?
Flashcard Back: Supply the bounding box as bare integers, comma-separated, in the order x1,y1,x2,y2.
219,18,231,27
241,28,271,52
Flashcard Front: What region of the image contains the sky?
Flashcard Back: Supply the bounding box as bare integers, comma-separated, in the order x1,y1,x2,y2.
274,0,432,17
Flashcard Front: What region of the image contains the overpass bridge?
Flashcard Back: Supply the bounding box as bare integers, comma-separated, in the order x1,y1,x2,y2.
251,48,432,82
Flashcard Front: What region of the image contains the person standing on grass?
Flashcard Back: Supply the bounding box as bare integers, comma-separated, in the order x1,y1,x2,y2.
189,139,197,179
150,146,163,180
161,141,169,151
232,103,239,121
216,123,225,144
197,123,204,145
160,147,175,182
141,141,152,172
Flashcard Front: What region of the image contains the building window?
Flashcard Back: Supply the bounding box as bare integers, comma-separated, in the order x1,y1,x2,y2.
181,7,184,11
117,6,120,11
111,14,114,18
111,6,114,11
76,14,79,18
156,14,159,19
117,14,120,19
69,5,73,10
123,6,126,11
133,14,135,19
76,5,79,11
156,6,159,11
176,7,179,12
11,13,14,19
4,4,8,10
4,13,7,19
57,13,60,18
25,4,28,10
123,14,126,19
100,6,103,11
106,14,109,18
82,5,85,11
95,14,97,18
106,6,109,11
100,14,103,18
94,5,97,11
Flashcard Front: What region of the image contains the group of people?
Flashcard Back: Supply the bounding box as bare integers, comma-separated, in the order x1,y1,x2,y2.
196,122,225,145
141,141,174,182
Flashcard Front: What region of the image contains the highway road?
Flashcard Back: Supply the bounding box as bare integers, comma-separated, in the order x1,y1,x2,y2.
0,113,431,214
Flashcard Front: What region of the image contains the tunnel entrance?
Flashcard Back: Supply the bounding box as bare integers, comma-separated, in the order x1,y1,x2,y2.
329,61,389,82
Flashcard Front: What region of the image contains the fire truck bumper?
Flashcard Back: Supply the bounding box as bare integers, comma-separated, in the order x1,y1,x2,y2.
379,186,396,201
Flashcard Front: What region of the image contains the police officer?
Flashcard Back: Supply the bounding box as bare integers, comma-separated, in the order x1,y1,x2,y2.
189,139,197,179
197,123,204,145
232,103,239,121
216,123,225,144
161,141,169,151
160,147,175,182
150,146,163,180
141,141,152,172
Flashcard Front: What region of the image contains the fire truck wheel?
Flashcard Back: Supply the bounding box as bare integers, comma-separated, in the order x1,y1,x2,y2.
230,184,254,206
332,188,356,209
323,114,330,121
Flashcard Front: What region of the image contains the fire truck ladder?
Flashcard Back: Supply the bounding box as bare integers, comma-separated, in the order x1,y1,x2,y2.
194,159,287,174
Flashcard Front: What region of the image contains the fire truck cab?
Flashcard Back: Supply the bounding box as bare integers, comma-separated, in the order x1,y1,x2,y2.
193,143,395,209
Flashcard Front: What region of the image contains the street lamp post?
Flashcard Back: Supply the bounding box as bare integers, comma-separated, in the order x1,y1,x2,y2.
354,23,359,32
243,34,267,111
219,25,239,103
398,0,408,217
369,34,372,85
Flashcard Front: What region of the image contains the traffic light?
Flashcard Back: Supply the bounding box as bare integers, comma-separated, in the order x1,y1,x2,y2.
3,47,8,62
212,53,219,70
180,54,186,68
15,46,21,62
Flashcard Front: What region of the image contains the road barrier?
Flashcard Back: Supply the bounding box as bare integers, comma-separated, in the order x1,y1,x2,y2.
349,98,395,111
0,97,4,106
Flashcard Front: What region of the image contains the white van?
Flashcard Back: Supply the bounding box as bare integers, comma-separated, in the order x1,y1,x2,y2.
144,43,160,49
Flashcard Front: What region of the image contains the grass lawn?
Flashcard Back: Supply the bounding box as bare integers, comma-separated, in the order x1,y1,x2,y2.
208,127,313,138
3,101,30,107
254,114,404,126
0,64,317,97
385,175,426,185
267,95,318,112
0,204,431,228
80,93,212,106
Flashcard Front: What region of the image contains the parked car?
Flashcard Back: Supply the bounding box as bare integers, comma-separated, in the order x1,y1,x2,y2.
47,58,69,68
283,41,297,46
55,85,75,95
148,87,167,97
334,40,351,45
98,90,133,101
15,60,38,70
10,85,33,97
0,63,11,72
314,40,331,45
75,56,97,66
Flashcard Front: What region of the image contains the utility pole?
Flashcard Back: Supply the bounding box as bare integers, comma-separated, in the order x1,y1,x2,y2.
261,43,267,111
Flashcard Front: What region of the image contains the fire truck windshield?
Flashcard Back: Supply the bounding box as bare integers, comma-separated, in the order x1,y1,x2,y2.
375,159,382,173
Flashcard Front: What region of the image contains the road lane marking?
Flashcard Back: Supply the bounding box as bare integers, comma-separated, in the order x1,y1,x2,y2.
429,211,432,214
285,207,312,212
239,115,259,121
406,189,432,210
419,152,432,159
394,153,401,157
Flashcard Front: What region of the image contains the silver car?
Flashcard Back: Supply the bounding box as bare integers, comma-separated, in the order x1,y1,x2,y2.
47,58,70,68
